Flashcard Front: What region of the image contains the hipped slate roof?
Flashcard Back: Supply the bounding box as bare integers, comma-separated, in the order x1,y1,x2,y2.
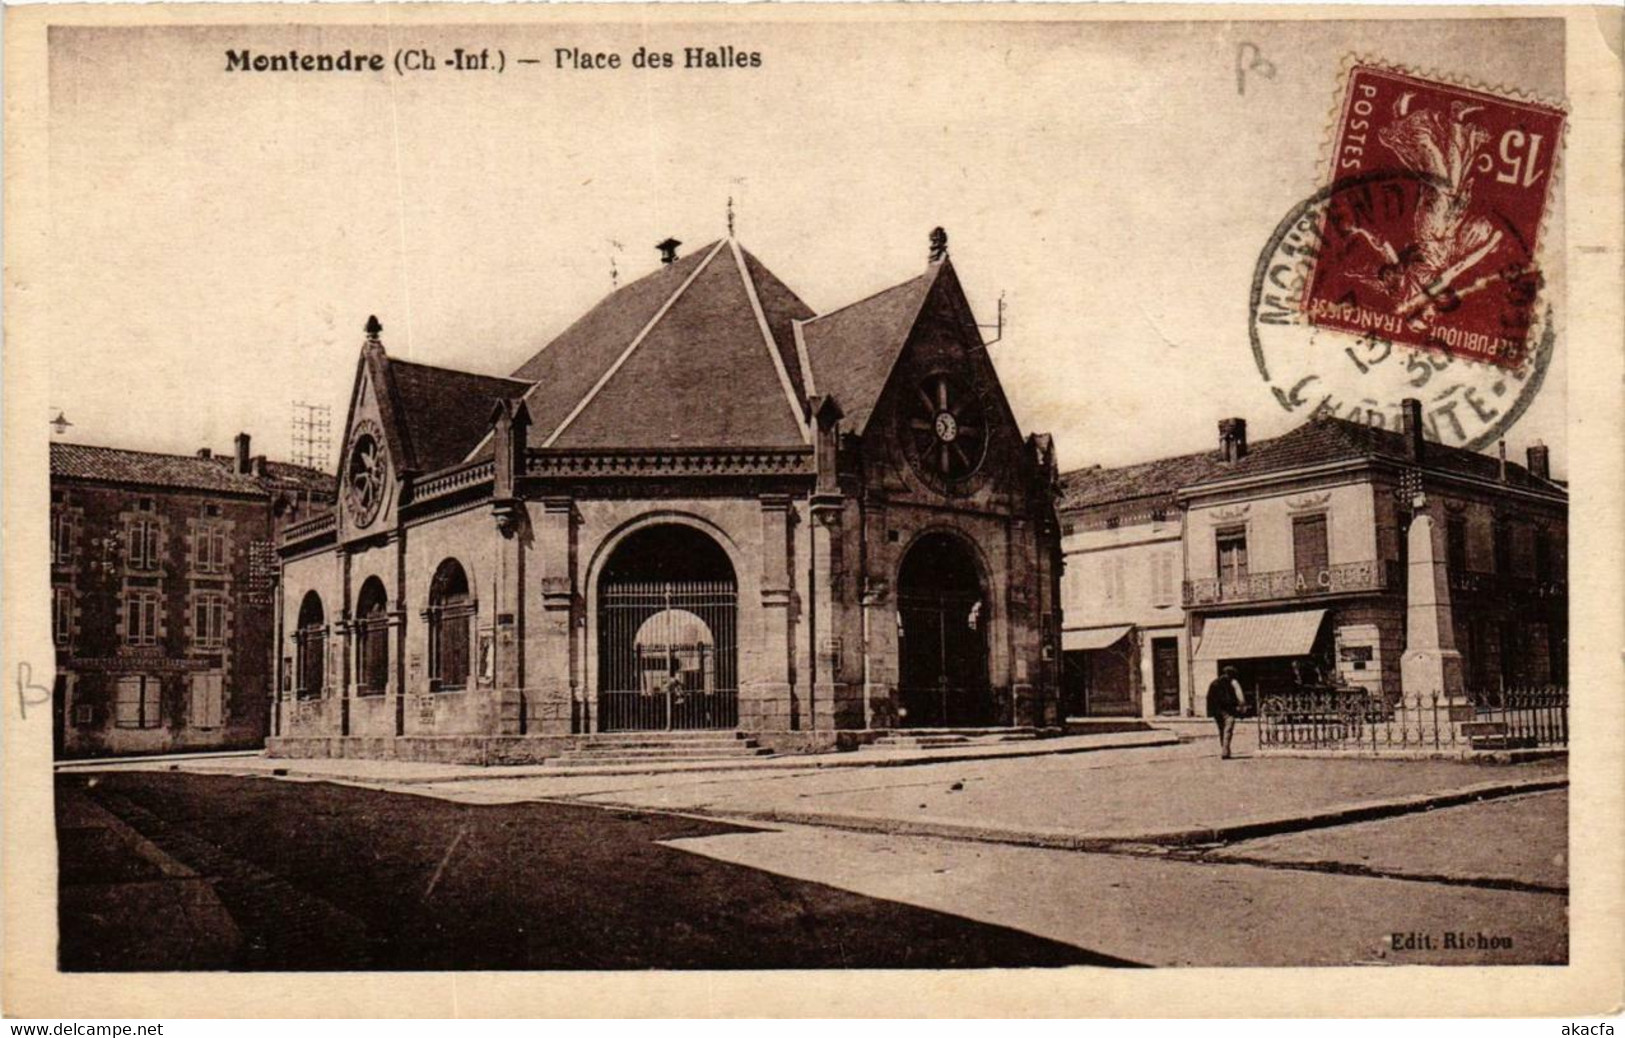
501,239,813,452
51,442,333,498
387,359,530,473
794,264,941,436
1060,415,1565,511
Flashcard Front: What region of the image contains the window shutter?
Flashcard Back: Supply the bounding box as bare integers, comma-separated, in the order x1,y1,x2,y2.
191,673,224,728
116,676,142,727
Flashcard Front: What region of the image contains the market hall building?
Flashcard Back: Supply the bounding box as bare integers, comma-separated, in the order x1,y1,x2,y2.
272,232,1064,762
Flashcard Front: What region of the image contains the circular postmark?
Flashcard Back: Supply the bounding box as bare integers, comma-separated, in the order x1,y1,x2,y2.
1249,170,1555,453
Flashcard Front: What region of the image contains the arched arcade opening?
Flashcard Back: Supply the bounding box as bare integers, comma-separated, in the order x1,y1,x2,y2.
596,524,739,731
897,531,992,728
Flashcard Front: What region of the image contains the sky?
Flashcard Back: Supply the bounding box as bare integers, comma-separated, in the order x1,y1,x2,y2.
44,15,1567,476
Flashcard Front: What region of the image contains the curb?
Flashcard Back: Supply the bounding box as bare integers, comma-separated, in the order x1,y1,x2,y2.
666,776,1569,853
387,730,1183,782
74,730,1183,785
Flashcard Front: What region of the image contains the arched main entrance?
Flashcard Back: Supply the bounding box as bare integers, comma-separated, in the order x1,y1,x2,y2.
596,524,738,731
897,532,992,727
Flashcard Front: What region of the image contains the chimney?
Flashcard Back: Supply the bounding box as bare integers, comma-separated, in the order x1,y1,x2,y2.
1497,440,1508,482
196,448,212,459
1218,418,1248,462
1527,441,1551,482
251,456,267,478
1400,397,1424,462
656,238,681,266
234,432,251,474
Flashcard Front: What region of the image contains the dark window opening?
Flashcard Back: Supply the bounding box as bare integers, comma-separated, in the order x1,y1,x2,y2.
428,560,473,691
1216,528,1248,584
296,591,326,699
354,577,390,695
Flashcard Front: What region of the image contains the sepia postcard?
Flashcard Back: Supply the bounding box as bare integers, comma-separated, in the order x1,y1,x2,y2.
3,2,1622,1020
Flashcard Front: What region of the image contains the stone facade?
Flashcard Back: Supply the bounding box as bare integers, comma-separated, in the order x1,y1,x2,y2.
273,235,1063,761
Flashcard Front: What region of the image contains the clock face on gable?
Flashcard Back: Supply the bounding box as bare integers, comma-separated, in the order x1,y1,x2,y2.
904,371,989,494
344,419,389,529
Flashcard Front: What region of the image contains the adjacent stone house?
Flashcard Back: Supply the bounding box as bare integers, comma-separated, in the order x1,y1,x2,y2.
1059,405,1567,717
50,436,333,758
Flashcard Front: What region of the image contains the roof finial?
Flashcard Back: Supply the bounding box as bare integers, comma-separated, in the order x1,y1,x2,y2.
929,227,948,263
365,315,383,342
726,195,736,238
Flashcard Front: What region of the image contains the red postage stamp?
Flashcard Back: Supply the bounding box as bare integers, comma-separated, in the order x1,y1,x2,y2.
1302,64,1565,368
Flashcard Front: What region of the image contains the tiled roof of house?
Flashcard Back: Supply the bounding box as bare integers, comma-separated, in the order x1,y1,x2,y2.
51,442,333,498
388,359,531,473
1194,416,1565,494
1060,415,1565,511
1058,447,1230,510
796,264,940,435
257,459,337,497
500,240,812,452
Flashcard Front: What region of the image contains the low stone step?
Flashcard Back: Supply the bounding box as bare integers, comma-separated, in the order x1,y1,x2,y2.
889,727,1039,737
578,737,760,750
549,750,775,767
589,730,753,743
554,746,773,761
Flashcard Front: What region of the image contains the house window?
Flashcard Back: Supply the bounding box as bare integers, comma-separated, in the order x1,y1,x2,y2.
51,511,73,566
194,524,228,574
1492,518,1513,575
1446,514,1469,572
189,671,225,729
1216,528,1248,584
428,560,474,691
1292,514,1329,589
295,591,327,699
53,587,73,645
124,589,162,646
127,518,162,571
193,591,227,650
1534,529,1554,584
1150,551,1176,606
115,675,161,729
354,577,390,695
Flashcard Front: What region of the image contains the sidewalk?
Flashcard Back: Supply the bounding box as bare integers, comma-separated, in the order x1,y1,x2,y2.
55,728,1180,783
402,729,1568,850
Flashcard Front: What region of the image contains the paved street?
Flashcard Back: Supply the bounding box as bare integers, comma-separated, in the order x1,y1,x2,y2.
56,732,1568,970
56,772,1122,971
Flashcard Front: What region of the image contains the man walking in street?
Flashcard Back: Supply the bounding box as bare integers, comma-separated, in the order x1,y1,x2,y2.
1206,665,1247,759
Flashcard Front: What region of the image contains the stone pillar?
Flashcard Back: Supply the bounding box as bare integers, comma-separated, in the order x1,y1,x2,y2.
1400,510,1466,705
860,497,897,730
810,496,845,732
753,496,796,731
533,498,577,734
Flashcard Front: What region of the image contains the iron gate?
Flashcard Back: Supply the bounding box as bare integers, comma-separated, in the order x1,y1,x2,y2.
898,590,991,728
598,580,738,731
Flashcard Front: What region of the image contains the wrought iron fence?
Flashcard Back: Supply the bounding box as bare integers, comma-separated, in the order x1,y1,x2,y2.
597,580,738,731
1258,686,1567,753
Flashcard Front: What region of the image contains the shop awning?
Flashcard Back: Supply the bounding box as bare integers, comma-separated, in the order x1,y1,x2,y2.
1193,610,1327,662
1062,625,1134,652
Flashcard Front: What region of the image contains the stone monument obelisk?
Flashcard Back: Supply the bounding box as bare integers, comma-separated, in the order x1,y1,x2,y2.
1400,505,1466,706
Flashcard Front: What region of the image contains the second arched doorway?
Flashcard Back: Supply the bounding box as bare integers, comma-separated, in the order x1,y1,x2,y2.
596,524,739,731
897,531,992,728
